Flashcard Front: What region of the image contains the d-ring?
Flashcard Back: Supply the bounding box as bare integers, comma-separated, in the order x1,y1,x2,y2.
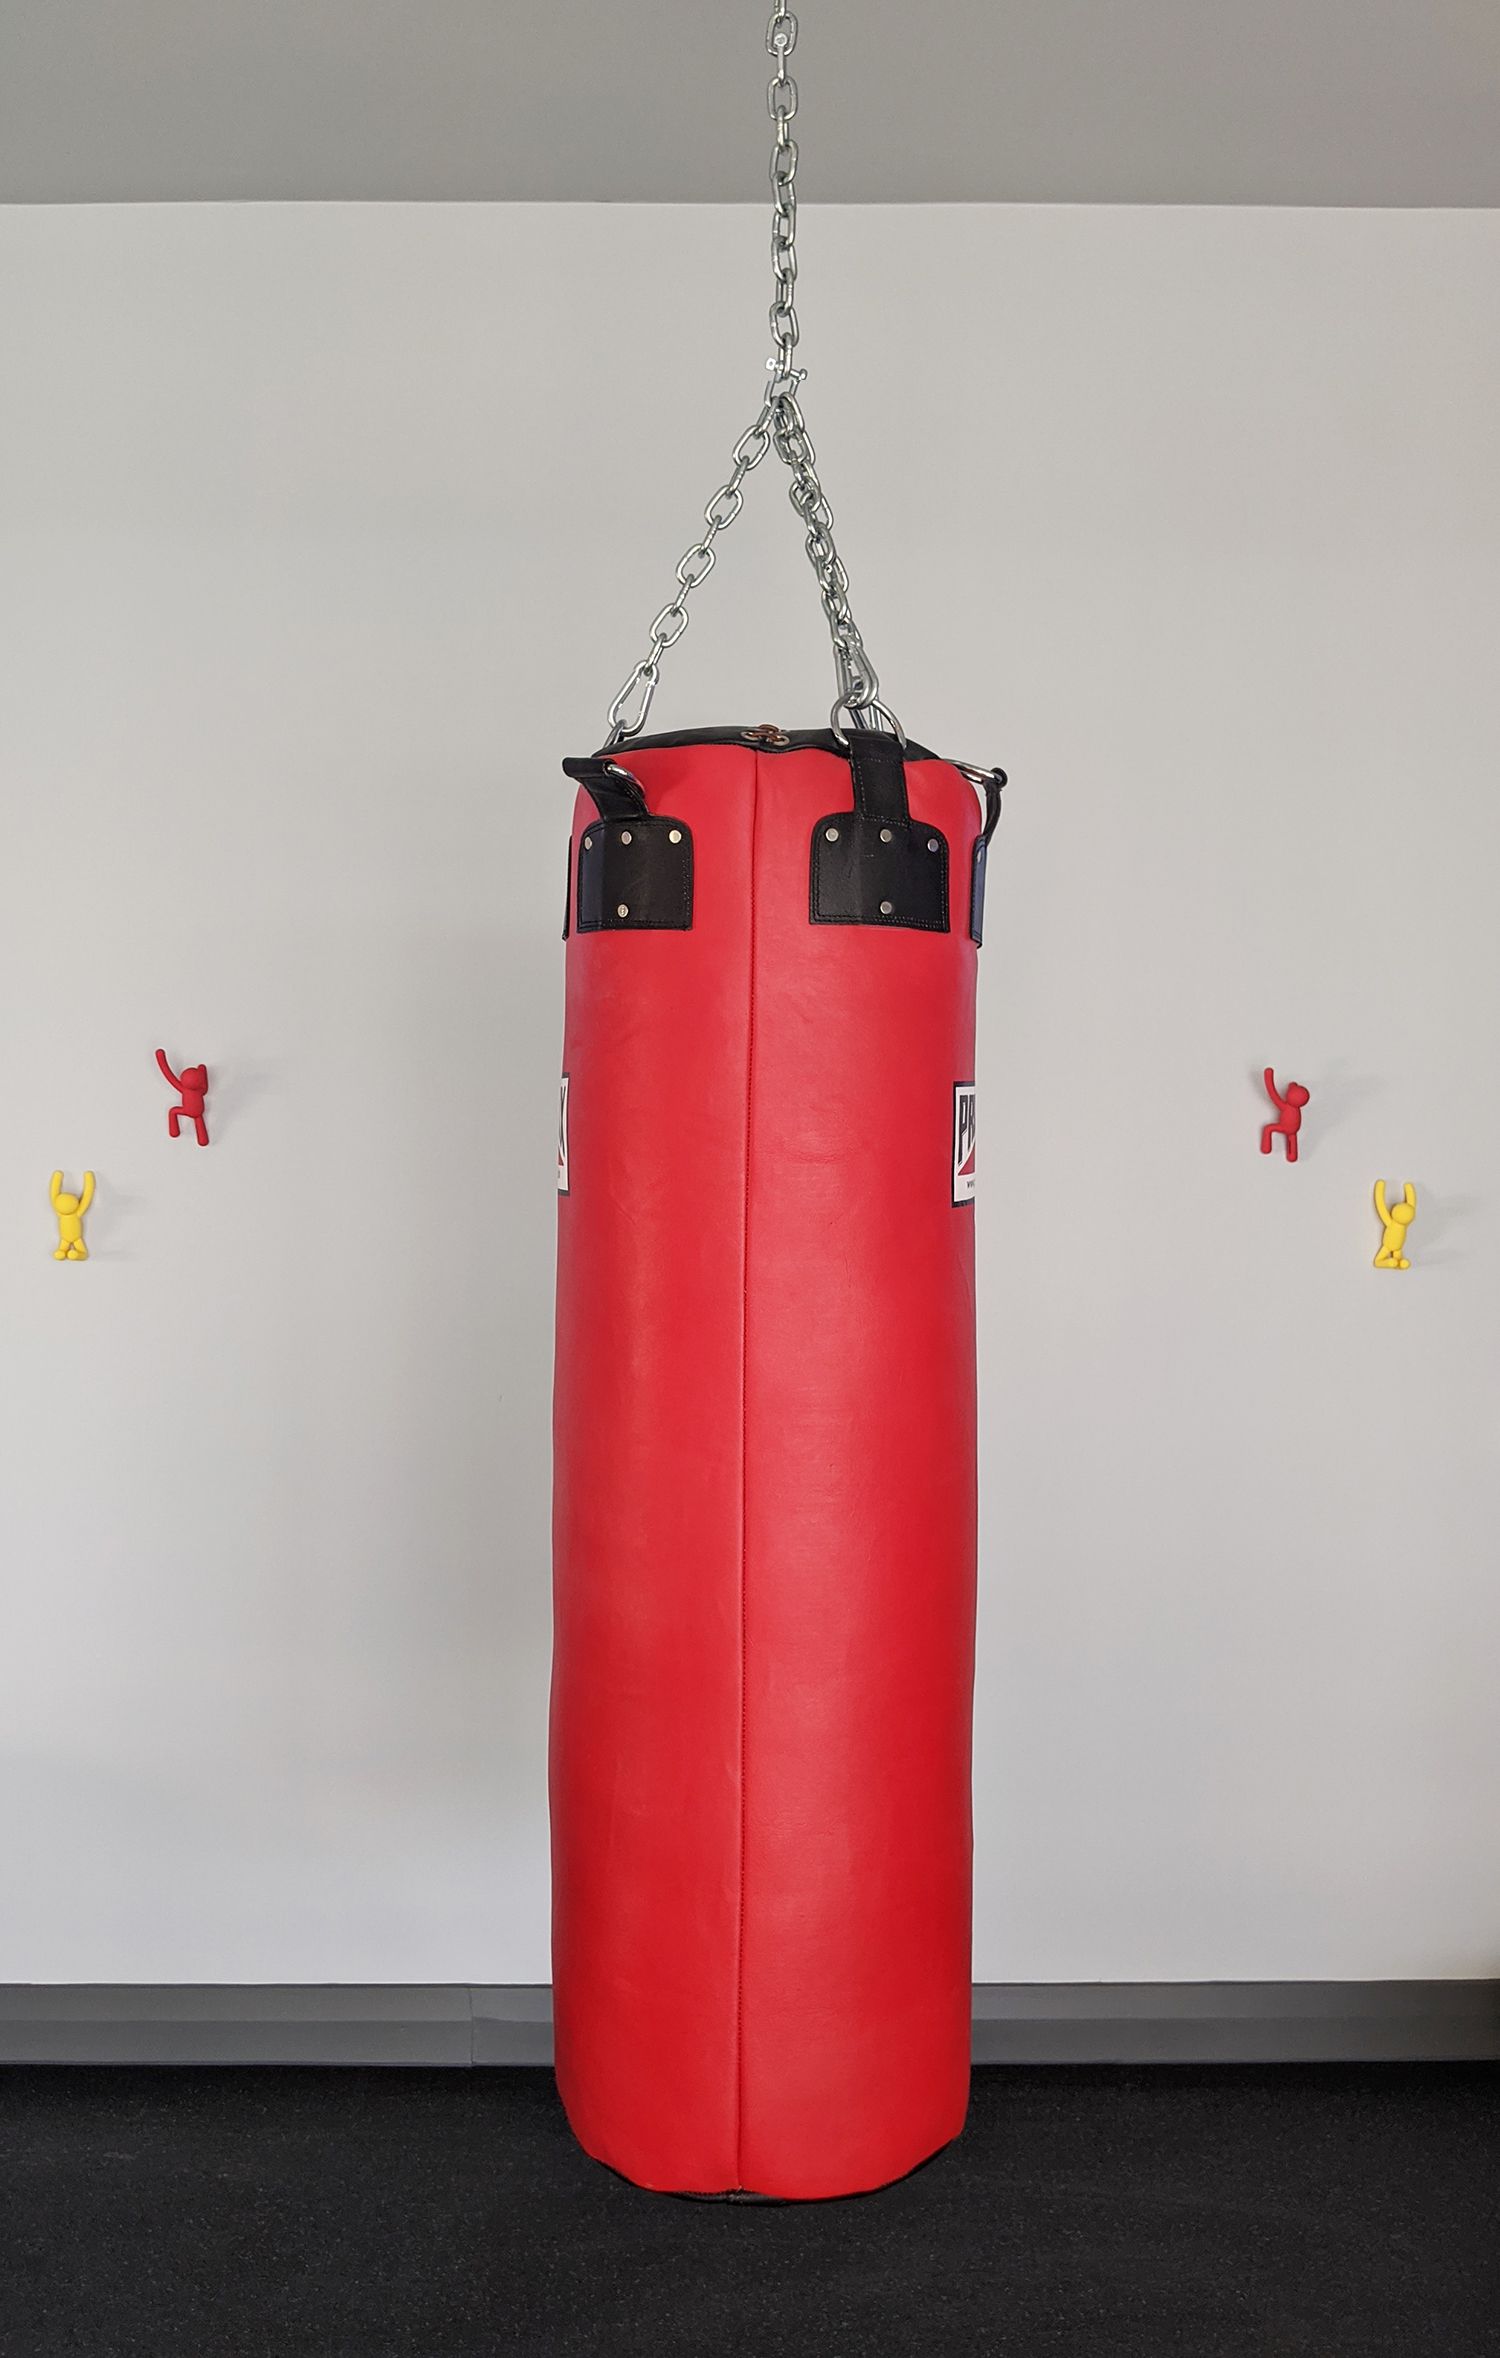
830,695,907,748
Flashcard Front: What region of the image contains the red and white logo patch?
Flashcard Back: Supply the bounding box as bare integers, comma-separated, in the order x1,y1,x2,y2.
558,1074,570,1195
952,1083,977,1204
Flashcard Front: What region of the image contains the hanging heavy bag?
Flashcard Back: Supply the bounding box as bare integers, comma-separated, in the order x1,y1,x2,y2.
550,0,1006,2204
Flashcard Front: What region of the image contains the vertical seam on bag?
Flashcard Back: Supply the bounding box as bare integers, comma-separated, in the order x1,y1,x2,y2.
733,749,760,2189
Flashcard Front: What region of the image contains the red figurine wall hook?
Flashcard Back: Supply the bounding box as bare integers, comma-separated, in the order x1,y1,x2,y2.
1260,1067,1309,1163
156,1048,210,1146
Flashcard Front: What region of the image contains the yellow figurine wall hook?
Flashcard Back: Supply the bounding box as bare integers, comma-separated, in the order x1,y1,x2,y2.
50,1170,95,1260
1373,1179,1416,1270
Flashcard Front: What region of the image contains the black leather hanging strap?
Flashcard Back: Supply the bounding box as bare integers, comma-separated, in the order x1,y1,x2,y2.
560,755,694,932
810,729,949,934
967,766,1006,946
561,755,651,823
845,729,910,828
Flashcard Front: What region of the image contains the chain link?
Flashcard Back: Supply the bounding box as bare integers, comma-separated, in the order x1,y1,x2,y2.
604,2,893,748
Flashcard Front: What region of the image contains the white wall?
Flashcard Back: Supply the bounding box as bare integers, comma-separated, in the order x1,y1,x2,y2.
1,202,1497,1984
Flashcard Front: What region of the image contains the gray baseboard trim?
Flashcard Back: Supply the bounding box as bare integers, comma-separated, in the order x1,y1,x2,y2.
971,1981,1500,2064
0,1984,479,2067
1,1982,1496,2068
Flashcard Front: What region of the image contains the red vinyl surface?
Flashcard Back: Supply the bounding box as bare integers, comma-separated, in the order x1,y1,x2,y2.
551,738,980,2200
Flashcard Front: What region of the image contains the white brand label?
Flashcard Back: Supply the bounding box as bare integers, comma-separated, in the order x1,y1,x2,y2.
952,1083,977,1204
558,1074,570,1194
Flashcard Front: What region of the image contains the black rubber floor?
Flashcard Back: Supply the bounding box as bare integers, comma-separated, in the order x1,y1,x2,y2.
2,2063,1497,2356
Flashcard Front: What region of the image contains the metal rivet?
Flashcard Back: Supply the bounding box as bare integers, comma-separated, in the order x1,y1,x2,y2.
825,826,839,841
927,836,940,852
879,899,894,916
879,826,894,843
616,903,629,918
583,836,593,851
619,828,632,844
668,828,682,843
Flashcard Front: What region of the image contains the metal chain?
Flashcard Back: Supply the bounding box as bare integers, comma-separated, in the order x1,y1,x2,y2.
604,2,895,748
766,0,800,384
602,396,778,745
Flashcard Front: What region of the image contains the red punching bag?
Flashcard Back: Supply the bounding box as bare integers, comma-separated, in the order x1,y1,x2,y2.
549,3,1006,2204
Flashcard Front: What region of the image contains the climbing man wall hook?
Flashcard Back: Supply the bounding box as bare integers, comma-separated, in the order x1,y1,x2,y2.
1374,1180,1417,1269
50,1170,94,1260
1261,1068,1310,1163
156,1049,210,1145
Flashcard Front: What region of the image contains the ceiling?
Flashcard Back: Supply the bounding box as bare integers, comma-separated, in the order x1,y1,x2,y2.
2,0,1498,207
